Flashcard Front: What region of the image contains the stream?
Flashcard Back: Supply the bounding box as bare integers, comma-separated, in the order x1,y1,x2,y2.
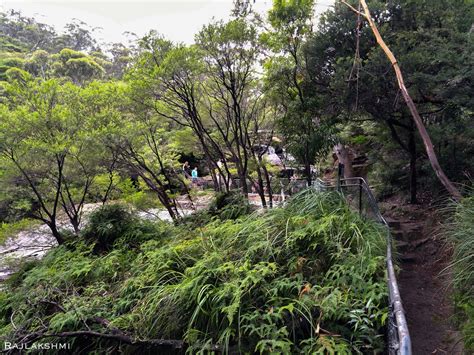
0,204,192,282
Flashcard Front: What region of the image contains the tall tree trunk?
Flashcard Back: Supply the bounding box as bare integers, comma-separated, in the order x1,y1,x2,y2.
157,190,178,221
303,143,312,185
71,216,80,235
237,164,249,197
208,160,220,191
334,143,354,178
304,161,312,186
255,167,267,208
346,0,462,201
262,163,273,208
408,127,417,204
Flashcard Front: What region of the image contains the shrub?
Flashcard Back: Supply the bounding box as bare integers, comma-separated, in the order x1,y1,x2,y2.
208,191,252,220
80,204,167,253
180,191,252,227
0,190,389,354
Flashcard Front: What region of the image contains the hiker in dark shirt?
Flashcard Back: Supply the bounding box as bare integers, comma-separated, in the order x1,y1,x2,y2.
182,161,191,179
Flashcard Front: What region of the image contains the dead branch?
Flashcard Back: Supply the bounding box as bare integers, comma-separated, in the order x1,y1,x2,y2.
340,0,462,201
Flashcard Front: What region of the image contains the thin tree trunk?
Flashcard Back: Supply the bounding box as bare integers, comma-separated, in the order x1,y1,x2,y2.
208,160,219,191
304,161,312,186
48,222,64,245
101,170,114,205
255,168,267,208
238,166,249,197
262,163,273,208
344,0,462,201
408,127,417,204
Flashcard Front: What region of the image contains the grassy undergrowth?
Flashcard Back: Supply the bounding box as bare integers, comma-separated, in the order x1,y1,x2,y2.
0,190,389,353
445,192,474,351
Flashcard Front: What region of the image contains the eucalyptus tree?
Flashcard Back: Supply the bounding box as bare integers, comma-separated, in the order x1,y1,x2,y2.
86,79,184,220
0,73,106,243
128,25,275,205
127,40,234,192
0,11,99,53
195,17,263,196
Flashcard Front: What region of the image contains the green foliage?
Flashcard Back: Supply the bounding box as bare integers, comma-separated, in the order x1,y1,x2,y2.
0,190,388,353
445,191,474,350
313,0,474,196
0,11,97,53
0,2,472,351
0,219,37,246
81,204,164,253
207,191,252,220
264,0,336,180
180,191,252,227
0,77,115,240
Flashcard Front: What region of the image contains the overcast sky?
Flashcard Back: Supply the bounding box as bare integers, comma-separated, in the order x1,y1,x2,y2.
0,0,335,45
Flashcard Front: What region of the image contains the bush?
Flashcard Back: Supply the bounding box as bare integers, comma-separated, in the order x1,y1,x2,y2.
180,191,252,227
208,191,252,220
0,190,389,353
81,204,167,253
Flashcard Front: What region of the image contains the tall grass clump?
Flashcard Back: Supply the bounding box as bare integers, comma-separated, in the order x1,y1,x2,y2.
445,192,474,350
179,191,252,227
0,189,389,354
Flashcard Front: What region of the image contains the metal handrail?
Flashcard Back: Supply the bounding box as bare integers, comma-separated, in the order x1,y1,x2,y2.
313,176,412,355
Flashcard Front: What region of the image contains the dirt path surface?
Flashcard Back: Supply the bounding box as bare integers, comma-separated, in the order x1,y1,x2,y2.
383,202,464,354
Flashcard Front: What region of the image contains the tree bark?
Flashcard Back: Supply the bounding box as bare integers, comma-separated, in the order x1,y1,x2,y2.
346,0,462,201
408,126,417,204
254,166,267,208
47,221,64,245
262,162,273,208
334,143,354,178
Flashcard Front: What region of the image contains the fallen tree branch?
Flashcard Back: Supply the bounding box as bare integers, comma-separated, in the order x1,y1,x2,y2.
340,0,462,201
12,329,221,352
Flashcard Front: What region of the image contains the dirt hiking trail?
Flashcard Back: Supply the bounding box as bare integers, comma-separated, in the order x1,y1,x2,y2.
382,201,464,354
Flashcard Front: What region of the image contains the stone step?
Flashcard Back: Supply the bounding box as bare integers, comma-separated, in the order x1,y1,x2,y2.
391,230,405,241
385,217,401,229
395,240,411,252
394,237,432,253
399,253,417,263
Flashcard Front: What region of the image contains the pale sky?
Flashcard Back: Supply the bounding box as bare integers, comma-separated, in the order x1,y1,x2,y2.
0,0,335,45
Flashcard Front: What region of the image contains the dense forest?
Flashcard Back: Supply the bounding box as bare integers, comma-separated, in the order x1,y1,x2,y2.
0,0,473,353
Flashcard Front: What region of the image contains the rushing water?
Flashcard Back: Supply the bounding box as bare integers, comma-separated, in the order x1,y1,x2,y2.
0,205,190,281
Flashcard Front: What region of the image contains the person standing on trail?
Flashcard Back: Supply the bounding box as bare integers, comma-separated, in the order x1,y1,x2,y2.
182,161,191,179
191,167,198,185
217,159,223,191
